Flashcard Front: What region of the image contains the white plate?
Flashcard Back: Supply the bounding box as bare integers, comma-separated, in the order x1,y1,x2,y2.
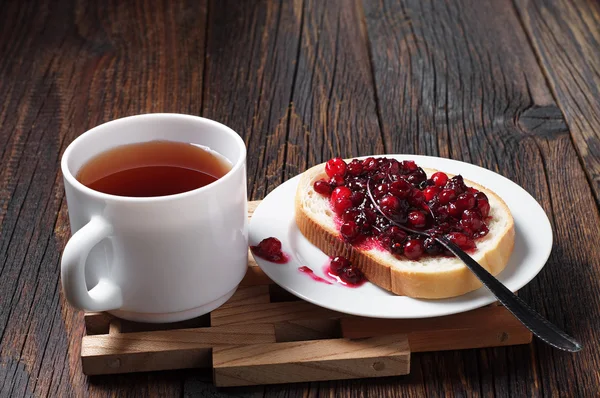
249,155,553,319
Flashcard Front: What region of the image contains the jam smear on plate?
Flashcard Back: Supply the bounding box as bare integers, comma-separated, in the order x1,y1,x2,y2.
298,257,366,288
298,266,332,285
324,256,367,287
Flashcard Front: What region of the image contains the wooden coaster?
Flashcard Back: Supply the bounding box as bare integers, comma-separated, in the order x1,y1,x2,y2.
80,201,531,386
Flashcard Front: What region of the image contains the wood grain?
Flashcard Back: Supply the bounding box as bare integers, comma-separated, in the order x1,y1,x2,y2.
342,306,532,351
0,0,207,396
213,335,410,387
210,301,339,327
515,0,600,204
82,324,276,375
363,0,600,396
0,0,599,396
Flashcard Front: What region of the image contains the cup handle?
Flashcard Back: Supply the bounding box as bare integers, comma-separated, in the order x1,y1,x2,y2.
61,216,123,311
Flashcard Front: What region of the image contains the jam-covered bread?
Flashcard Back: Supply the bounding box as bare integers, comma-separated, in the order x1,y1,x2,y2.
295,157,515,299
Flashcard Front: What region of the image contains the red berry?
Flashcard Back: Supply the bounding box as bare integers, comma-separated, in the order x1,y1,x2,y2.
325,157,347,178
408,211,426,228
475,192,488,201
350,191,365,206
329,256,350,275
329,175,345,186
347,160,363,176
478,201,490,217
423,237,442,254
390,179,411,199
372,172,386,182
340,221,359,241
438,189,457,205
374,183,389,198
446,232,475,250
386,226,407,243
403,160,418,172
476,195,490,217
460,209,483,232
364,208,377,223
407,169,427,185
331,186,351,203
341,266,364,285
347,179,366,191
258,237,281,255
251,237,284,262
455,192,476,211
423,186,440,201
313,179,332,195
387,160,401,175
332,197,352,215
380,194,400,210
403,239,424,260
431,172,448,187
408,189,425,206
448,202,462,217
363,157,378,172
342,208,360,223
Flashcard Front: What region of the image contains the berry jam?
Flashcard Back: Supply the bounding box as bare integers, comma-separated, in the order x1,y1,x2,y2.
250,237,289,263
314,157,491,261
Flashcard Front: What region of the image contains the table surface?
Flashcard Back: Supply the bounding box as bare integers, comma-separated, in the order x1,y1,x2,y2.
1,0,599,396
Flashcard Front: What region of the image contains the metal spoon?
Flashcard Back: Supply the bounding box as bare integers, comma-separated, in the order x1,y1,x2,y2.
366,182,582,352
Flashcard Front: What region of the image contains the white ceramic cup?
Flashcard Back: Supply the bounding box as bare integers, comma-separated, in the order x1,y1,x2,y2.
60,114,248,323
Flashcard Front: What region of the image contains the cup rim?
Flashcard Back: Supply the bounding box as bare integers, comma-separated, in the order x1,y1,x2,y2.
61,113,247,203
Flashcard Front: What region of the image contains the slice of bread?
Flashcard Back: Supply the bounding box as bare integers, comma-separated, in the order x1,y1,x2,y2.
295,162,515,299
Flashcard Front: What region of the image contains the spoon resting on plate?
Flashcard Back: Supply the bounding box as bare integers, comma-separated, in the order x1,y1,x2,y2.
366,181,582,353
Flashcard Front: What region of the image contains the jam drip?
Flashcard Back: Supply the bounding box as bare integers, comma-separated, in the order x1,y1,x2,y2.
298,257,366,288
298,266,332,285
325,256,366,287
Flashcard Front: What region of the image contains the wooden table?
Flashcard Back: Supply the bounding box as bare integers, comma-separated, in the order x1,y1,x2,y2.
1,0,598,396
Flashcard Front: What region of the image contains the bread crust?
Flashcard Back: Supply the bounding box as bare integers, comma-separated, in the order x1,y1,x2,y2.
295,162,515,299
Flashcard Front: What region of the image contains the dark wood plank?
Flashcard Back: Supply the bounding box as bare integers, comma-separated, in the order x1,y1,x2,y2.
363,0,600,397
263,0,385,395
284,0,385,178
515,0,600,204
201,0,303,201
176,0,305,394
0,0,209,396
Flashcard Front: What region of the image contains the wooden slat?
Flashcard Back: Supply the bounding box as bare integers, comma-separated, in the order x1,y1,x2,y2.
82,324,275,375
341,306,531,352
342,306,525,337
247,201,260,218
219,285,270,309
210,301,340,327
408,325,531,353
274,319,340,342
213,334,410,387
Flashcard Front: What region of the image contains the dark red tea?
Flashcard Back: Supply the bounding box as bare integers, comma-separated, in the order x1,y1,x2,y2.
76,140,231,197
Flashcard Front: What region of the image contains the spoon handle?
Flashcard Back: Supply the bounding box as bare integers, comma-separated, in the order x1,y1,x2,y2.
437,237,582,352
